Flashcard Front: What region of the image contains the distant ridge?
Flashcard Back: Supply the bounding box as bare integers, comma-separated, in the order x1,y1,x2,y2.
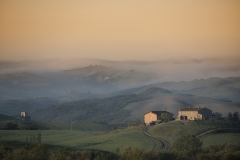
0,114,17,121
139,87,172,97
63,65,156,86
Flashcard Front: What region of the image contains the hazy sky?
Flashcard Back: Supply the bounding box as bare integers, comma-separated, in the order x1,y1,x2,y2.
0,0,240,61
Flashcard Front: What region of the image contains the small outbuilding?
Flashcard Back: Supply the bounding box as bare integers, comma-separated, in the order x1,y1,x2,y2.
144,111,173,125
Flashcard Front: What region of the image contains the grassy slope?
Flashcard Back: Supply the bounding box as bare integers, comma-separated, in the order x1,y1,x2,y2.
124,93,240,120
147,121,232,145
0,127,161,152
199,133,240,147
148,121,214,144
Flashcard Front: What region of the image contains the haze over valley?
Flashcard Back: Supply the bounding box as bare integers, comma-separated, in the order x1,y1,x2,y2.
0,1,240,159
0,59,239,123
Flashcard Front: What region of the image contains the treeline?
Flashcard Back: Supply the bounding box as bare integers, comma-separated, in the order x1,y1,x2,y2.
0,143,239,160
2,121,40,130
226,111,239,122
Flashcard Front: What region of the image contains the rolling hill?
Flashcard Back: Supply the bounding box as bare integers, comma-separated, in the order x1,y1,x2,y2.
1,72,240,124
63,65,156,87
124,91,240,120
0,127,161,152
0,113,17,121
0,65,157,100
13,87,238,124
30,93,153,123
116,77,240,103
147,121,240,147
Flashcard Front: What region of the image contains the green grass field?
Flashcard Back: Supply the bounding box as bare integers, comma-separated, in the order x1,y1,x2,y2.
35,121,111,131
147,120,234,145
0,120,112,131
0,127,162,152
200,133,240,147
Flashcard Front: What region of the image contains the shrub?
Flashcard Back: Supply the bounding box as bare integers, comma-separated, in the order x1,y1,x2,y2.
3,121,18,130
173,134,202,156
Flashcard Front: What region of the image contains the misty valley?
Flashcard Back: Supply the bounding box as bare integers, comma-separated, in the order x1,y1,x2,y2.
1,0,240,159
0,63,240,159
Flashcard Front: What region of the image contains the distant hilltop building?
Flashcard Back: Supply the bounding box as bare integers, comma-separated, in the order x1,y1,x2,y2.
177,106,221,120
144,111,174,125
21,112,31,121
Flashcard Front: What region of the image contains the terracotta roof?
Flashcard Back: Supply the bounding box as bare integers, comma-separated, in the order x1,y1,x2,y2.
180,107,205,111
145,111,173,115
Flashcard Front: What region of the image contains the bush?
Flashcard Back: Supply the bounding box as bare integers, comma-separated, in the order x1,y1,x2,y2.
0,145,12,160
49,147,70,160
20,122,38,130
222,152,240,160
196,153,220,160
173,134,202,156
3,121,18,130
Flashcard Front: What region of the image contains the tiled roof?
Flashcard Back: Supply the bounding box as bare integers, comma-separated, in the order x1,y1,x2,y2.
180,107,205,111
145,111,173,115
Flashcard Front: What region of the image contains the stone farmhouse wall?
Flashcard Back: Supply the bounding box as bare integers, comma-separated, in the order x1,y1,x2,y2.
178,107,214,120
144,112,158,125
144,111,173,125
178,111,202,120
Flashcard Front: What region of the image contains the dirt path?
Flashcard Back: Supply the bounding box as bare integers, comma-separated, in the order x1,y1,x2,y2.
196,128,240,138
142,126,170,151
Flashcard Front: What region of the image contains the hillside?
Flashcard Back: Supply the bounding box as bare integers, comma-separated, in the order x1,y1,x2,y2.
30,87,174,123
63,65,156,87
0,114,17,121
23,86,239,123
2,86,239,124
199,133,240,147
0,66,157,100
0,127,161,152
31,93,153,123
117,77,240,103
124,92,240,120
148,121,240,146
0,72,58,99
154,77,240,102
0,98,59,116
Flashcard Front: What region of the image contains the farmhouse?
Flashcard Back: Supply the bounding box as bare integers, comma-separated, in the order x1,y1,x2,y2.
144,111,173,125
21,112,31,121
178,106,221,120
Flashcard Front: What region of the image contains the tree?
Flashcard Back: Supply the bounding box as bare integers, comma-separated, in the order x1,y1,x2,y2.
49,147,70,160
161,113,172,121
28,144,48,160
3,121,18,130
233,112,239,122
227,112,234,122
173,134,202,156
0,146,12,159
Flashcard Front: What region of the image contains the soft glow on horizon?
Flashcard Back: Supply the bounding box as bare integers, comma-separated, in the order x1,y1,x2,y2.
0,0,240,61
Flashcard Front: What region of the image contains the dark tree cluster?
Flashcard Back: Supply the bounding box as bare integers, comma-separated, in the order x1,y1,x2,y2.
3,121,18,130
0,142,240,160
20,122,38,130
226,111,239,122
172,134,202,156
